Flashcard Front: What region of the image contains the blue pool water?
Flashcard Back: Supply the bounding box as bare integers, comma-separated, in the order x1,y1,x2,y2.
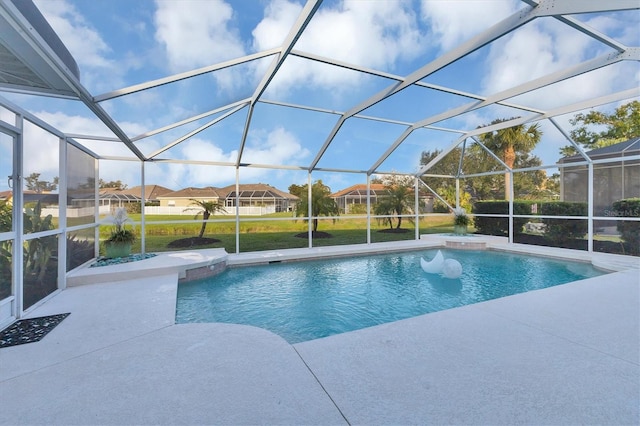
176,249,606,343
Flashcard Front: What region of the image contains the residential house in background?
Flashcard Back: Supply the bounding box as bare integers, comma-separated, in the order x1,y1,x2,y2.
98,184,174,211
123,185,174,205
331,183,434,214
157,187,221,208
220,183,298,213
558,137,640,216
331,184,386,214
98,188,140,212
154,184,297,215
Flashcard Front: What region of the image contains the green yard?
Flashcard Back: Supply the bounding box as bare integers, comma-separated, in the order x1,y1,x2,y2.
98,213,457,254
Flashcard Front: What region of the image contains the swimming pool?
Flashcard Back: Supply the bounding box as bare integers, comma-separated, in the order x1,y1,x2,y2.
176,249,606,343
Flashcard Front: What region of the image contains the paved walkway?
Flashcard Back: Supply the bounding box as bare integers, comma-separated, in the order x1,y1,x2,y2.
0,252,638,425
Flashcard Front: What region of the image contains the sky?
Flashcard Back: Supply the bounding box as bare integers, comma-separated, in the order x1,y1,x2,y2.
3,0,639,194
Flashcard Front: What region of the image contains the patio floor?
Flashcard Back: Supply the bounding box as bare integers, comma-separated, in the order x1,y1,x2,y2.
0,244,638,425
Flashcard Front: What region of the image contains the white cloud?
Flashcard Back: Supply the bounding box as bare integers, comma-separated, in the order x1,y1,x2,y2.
160,127,310,186
433,7,640,169
21,123,59,178
480,16,634,114
252,0,302,51
34,111,147,140
153,0,250,94
420,0,517,51
257,0,427,94
243,127,310,164
29,112,155,186
14,112,141,186
301,1,424,68
482,24,556,95
34,111,109,136
154,0,246,72
584,12,640,47
181,138,236,163
34,0,110,68
33,0,123,92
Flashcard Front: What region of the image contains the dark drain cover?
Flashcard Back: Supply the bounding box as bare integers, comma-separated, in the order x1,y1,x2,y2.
0,313,70,348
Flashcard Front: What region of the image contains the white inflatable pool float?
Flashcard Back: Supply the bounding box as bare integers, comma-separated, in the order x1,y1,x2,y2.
420,250,444,274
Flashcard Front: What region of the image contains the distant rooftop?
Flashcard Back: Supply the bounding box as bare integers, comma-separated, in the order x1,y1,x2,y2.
559,137,640,163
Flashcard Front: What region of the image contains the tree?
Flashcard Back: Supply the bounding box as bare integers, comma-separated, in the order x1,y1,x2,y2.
420,139,553,209
477,119,542,200
287,183,306,199
420,148,475,211
24,173,57,193
0,201,11,232
295,180,339,233
184,199,227,238
99,179,128,190
373,175,415,229
560,100,640,156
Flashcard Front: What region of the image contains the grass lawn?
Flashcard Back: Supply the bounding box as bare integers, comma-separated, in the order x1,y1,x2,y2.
102,214,458,254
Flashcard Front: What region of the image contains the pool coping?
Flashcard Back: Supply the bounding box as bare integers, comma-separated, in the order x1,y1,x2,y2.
66,236,640,289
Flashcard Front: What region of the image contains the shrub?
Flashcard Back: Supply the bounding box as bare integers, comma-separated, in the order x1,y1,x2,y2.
0,201,11,232
472,201,536,236
540,202,588,243
348,203,367,214
125,202,142,214
453,208,470,226
66,234,94,270
472,201,508,236
612,198,640,255
432,200,449,213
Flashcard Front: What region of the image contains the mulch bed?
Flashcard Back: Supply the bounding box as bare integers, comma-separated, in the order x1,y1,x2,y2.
513,234,633,255
378,228,411,234
167,237,221,248
165,232,634,255
0,313,70,348
294,231,333,239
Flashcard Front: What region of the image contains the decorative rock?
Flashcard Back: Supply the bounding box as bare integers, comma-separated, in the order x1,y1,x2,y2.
90,253,157,268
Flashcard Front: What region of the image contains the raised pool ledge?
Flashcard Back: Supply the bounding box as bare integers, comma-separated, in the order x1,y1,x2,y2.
66,248,228,287
420,233,508,250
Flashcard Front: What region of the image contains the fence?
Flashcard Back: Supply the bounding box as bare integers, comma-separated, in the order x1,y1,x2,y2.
38,205,279,217
143,205,277,216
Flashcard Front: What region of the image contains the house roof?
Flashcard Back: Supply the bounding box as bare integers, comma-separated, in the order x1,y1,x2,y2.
120,185,174,201
1,191,75,205
331,183,431,198
330,184,387,198
157,187,222,199
98,190,140,202
559,137,640,163
219,183,298,200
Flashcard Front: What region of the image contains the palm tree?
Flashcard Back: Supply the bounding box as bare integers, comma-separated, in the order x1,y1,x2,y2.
374,182,414,229
478,118,542,200
184,199,227,238
295,180,339,233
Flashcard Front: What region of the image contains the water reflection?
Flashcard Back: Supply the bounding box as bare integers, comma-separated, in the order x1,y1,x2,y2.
426,274,462,295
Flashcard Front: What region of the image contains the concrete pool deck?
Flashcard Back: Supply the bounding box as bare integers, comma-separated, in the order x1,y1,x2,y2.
1,242,639,425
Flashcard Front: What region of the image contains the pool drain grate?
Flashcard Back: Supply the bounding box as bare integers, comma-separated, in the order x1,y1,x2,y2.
0,313,70,348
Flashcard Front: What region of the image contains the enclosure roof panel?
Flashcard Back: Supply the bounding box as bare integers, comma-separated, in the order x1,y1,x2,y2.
0,0,79,97
0,0,638,188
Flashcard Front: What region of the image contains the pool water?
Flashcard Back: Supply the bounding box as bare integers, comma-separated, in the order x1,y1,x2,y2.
176,249,606,343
